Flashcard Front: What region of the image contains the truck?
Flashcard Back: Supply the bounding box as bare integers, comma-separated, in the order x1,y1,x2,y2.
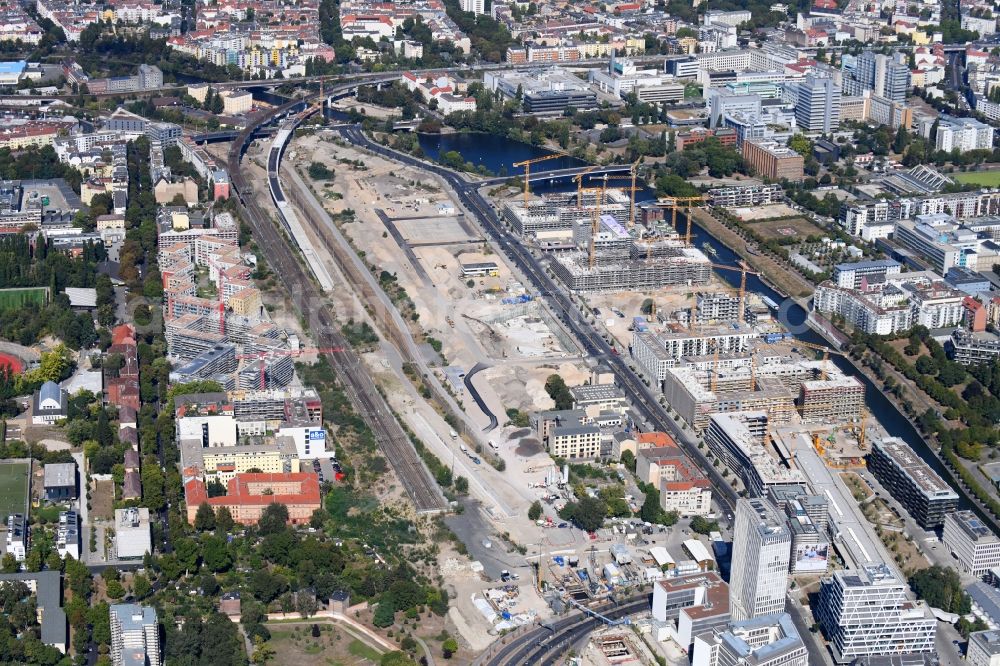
449,429,458,440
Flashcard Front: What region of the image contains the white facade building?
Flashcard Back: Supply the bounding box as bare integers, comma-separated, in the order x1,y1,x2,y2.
943,511,1000,577
729,498,791,621
110,604,160,666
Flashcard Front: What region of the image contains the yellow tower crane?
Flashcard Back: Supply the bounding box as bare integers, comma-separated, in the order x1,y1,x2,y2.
513,152,568,207
572,165,601,209
708,262,758,325
654,196,707,241
795,340,845,381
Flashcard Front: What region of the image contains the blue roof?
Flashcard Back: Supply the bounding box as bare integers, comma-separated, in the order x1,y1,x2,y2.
0,61,25,74
39,381,61,406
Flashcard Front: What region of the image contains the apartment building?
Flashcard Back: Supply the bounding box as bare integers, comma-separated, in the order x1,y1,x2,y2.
110,604,160,666
798,375,864,424
868,437,959,528
183,472,322,525
969,630,1000,666
833,259,902,288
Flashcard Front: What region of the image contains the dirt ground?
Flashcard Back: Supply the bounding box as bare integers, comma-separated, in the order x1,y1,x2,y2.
268,623,385,665
91,479,115,521
732,203,799,221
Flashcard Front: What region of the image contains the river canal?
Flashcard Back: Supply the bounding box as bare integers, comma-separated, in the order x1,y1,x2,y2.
418,131,974,512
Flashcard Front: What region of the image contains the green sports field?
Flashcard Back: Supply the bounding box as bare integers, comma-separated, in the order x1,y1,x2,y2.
0,462,29,523
952,171,1000,187
0,287,48,311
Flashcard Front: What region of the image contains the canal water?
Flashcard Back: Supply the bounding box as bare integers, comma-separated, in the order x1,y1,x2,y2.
417,132,585,176
422,131,974,511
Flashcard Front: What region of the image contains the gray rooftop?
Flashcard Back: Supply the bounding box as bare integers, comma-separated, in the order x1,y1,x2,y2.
970,630,1000,656
0,571,66,648
43,462,76,489
968,581,1000,623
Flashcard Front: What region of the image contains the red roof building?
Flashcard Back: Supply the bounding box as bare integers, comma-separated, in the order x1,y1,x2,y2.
184,472,322,525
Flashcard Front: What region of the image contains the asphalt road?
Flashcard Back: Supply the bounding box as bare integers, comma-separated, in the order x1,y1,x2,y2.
337,126,738,517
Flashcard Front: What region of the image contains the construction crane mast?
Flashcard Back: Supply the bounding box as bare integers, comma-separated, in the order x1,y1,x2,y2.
708,262,758,325
653,196,706,240
513,153,568,206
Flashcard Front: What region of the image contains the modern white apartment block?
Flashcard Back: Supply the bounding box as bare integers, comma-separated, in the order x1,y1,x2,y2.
729,498,791,621
930,114,995,152
942,511,1000,577
110,604,160,666
833,259,902,289
815,565,936,663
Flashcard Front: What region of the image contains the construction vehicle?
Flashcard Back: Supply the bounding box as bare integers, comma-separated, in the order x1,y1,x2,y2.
513,152,569,206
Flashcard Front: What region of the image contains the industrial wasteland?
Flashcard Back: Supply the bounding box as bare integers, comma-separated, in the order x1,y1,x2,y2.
11,0,1000,664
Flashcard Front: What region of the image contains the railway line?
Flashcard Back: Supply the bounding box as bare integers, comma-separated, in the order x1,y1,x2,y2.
337,126,738,516
226,89,446,514
480,596,649,666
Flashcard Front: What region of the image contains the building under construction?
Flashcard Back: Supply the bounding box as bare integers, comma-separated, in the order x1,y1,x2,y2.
551,248,712,292
503,190,631,237
661,365,796,432
799,375,865,424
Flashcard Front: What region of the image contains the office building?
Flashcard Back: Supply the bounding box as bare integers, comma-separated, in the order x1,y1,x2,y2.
742,139,804,181
590,57,684,103
815,565,936,663
705,412,803,497
896,215,1000,275
110,604,160,666
484,67,597,113
791,75,841,132
43,462,77,500
729,498,791,621
692,613,808,666
942,511,1000,577
842,51,910,103
867,437,959,529
651,572,731,650
969,630,1000,666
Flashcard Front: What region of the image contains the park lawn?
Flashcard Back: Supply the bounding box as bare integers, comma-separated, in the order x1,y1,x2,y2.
267,625,385,666
0,461,29,523
952,171,1000,187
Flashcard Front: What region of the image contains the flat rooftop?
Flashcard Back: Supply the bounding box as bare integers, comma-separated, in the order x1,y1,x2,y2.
873,437,959,499
792,432,895,571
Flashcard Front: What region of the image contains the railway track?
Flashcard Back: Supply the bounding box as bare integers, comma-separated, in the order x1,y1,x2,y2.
226,93,446,514
482,596,649,666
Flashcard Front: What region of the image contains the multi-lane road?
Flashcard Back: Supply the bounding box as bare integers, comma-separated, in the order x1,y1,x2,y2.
337,125,739,517
477,595,650,666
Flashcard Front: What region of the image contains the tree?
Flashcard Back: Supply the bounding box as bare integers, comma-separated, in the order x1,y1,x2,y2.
381,652,418,666
194,502,216,532
690,516,719,534
373,597,396,627
620,449,635,472
257,503,289,535
910,566,969,614
202,535,232,572
215,506,235,534
251,635,274,665
528,501,543,521
442,637,459,659
544,374,574,410
560,496,607,532
893,126,910,154
788,134,813,157
454,476,468,494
